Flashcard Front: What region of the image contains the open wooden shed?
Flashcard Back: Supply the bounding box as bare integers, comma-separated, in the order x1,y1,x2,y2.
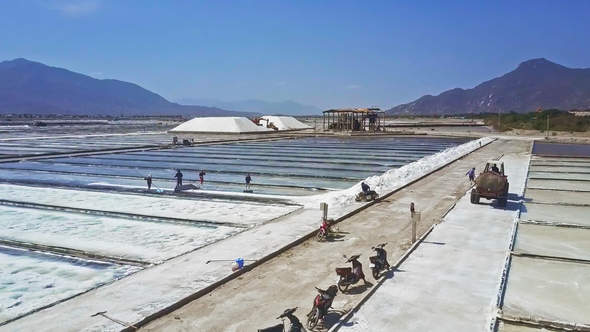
322,108,384,132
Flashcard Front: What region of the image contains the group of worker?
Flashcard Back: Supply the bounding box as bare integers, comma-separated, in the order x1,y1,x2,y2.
143,170,252,191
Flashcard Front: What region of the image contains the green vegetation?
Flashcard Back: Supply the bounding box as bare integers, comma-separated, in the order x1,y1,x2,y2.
478,109,590,132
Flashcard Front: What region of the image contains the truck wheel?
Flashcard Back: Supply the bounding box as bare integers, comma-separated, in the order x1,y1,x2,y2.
470,190,480,204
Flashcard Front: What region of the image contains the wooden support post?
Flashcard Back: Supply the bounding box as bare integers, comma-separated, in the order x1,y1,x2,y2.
410,202,419,244
411,212,420,244
320,202,328,221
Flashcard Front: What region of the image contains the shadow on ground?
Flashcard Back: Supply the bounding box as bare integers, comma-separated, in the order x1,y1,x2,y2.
326,233,347,242
341,281,374,295
319,309,348,330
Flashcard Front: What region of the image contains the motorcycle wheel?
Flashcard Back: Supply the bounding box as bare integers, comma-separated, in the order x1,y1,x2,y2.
306,307,319,329
337,280,349,293
372,267,380,280
315,229,325,242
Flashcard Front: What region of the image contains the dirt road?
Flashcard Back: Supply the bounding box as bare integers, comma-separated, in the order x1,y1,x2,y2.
141,140,530,332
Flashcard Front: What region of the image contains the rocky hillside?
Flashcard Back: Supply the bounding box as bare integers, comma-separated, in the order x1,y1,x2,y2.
0,58,240,116
388,58,590,115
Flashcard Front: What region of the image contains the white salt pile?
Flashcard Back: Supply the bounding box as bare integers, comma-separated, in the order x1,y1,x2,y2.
169,117,272,134
260,116,311,131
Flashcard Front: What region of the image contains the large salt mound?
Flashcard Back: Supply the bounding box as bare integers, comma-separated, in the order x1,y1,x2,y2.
261,116,311,131
169,117,273,134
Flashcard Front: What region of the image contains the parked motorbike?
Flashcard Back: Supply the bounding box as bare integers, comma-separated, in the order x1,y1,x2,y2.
258,308,306,332
335,254,366,292
354,190,379,202
315,219,331,241
369,243,390,279
306,285,338,329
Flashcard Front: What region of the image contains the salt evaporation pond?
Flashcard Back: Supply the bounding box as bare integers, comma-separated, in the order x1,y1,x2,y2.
0,205,241,263
0,136,468,195
0,184,297,226
0,135,470,324
0,246,140,324
0,133,171,158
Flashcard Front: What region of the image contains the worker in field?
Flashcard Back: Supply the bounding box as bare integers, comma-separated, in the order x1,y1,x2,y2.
466,167,476,183
361,182,370,194
144,174,152,190
174,169,183,189
199,170,206,185
491,164,499,173
245,173,252,191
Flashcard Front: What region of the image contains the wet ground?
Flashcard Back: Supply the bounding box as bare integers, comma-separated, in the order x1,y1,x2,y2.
532,141,590,157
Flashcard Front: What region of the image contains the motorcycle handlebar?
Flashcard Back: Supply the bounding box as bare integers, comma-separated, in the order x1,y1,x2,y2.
277,307,298,319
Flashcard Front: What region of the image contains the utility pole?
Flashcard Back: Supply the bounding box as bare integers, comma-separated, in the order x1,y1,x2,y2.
546,112,550,138
498,110,501,131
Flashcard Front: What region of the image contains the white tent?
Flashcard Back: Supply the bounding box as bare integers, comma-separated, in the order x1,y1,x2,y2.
260,116,311,131
168,117,273,134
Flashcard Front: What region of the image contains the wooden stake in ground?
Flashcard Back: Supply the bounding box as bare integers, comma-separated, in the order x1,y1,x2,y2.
320,202,328,221
410,202,420,244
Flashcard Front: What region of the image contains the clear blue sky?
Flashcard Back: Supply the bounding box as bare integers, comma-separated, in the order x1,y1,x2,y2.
1,1,589,109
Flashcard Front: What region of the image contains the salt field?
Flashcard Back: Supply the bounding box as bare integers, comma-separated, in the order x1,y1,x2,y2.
0,136,468,195
0,206,242,263
338,143,531,332
0,132,474,328
0,133,172,158
0,246,140,324
497,143,590,331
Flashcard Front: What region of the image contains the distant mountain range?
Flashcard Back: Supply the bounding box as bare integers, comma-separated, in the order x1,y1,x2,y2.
178,98,322,116
5,57,588,117
388,58,590,115
0,58,242,116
